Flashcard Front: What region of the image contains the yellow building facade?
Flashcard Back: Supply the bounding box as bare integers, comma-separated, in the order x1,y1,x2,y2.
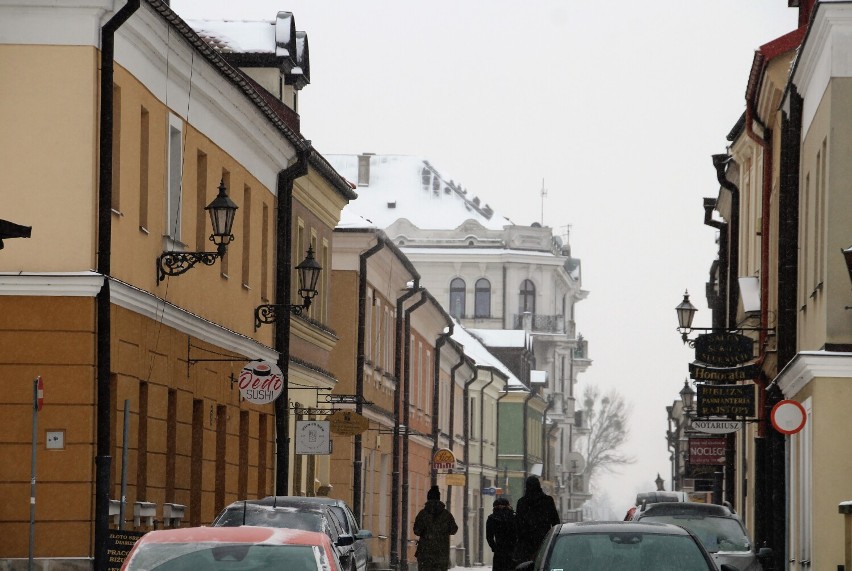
0,1,353,566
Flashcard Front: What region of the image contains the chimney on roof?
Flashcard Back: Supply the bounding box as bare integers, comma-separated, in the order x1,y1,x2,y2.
357,154,373,187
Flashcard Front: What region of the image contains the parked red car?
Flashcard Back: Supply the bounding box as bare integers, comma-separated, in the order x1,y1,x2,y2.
120,525,343,571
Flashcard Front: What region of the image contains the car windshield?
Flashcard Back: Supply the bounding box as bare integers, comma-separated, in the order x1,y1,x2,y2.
215,505,327,534
638,515,751,552
125,543,329,571
546,532,712,571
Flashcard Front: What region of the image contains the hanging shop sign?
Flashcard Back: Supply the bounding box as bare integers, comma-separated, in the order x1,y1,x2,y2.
446,473,466,487
693,333,754,367
689,362,759,383
688,437,727,466
326,410,370,436
238,360,283,404
295,420,331,455
696,383,756,417
432,448,457,472
691,419,741,434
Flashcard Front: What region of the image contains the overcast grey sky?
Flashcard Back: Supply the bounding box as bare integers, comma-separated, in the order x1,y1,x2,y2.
170,0,800,516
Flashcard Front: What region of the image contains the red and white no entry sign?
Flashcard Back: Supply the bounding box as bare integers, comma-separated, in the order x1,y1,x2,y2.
36,376,44,412
771,399,806,435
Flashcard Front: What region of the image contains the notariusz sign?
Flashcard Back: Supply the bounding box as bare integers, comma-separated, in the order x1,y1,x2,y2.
691,419,741,434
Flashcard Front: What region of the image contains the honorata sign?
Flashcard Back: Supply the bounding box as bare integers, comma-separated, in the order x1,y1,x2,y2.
689,362,759,383
691,419,741,434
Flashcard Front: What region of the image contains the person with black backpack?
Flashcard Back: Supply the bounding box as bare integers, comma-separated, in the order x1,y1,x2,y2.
513,475,561,563
486,497,517,571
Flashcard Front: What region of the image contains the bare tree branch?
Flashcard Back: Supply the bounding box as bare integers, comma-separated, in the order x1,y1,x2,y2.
578,385,636,487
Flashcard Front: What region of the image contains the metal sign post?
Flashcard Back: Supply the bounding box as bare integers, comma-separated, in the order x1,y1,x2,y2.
29,376,42,571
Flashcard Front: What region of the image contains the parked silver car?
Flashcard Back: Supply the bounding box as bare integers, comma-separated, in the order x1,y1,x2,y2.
632,502,772,571
212,498,357,571
261,496,372,571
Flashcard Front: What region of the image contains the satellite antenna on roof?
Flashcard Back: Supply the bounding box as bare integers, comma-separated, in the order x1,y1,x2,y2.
540,179,547,226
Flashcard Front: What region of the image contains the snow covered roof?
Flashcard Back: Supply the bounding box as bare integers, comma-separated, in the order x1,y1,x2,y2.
328,154,508,231
450,320,525,389
187,19,276,54
467,328,528,349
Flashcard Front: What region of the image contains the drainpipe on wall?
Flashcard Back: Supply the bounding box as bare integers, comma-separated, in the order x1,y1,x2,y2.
744,99,772,438
712,153,741,330
523,390,535,478
541,396,554,482
274,145,312,497
477,374,495,564
445,354,467,507
431,327,453,487
462,368,479,567
401,290,428,571
95,3,140,570
390,282,420,570
353,237,385,521
745,90,773,553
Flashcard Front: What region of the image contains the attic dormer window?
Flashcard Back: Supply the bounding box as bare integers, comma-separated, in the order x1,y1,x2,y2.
387,201,396,209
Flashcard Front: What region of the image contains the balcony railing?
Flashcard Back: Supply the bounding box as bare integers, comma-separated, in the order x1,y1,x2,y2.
513,314,575,335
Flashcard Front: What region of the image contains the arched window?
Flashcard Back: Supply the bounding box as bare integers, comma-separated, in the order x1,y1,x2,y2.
519,279,536,315
449,278,466,319
474,278,491,318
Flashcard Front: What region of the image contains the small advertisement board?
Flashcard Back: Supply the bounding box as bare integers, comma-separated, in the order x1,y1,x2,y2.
295,420,331,455
688,437,727,466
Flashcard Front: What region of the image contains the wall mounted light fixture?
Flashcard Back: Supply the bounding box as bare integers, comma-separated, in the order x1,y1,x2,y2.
675,290,773,344
156,180,237,284
254,246,322,328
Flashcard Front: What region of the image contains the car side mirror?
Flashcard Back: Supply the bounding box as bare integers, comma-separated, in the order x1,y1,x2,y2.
356,530,373,539
757,546,773,558
719,565,740,571
336,534,355,547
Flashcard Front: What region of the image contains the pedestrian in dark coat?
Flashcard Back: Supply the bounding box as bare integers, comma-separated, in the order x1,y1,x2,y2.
513,475,561,563
413,486,459,571
486,497,517,571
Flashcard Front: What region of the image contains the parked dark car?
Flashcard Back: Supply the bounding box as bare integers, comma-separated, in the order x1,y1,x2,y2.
261,496,372,571
516,520,737,571
212,499,356,571
632,501,772,571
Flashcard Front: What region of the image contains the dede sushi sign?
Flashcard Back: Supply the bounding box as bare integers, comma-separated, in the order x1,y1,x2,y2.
239,360,283,404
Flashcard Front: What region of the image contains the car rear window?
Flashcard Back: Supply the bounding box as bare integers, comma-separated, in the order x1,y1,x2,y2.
637,515,750,553
547,532,710,570
215,505,327,534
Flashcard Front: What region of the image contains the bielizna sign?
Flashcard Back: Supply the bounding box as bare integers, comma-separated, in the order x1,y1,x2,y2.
238,360,284,404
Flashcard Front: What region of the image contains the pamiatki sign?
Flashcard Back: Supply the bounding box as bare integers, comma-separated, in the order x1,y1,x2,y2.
239,360,283,404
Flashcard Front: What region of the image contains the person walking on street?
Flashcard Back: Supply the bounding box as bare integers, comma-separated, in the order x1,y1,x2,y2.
413,485,459,571
486,497,517,571
513,475,561,563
